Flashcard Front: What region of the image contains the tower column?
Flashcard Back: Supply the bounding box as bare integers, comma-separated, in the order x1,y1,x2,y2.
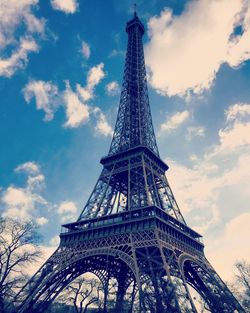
114,264,127,312
114,280,126,312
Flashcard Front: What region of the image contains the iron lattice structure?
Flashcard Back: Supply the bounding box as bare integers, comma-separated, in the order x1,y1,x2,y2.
16,13,244,313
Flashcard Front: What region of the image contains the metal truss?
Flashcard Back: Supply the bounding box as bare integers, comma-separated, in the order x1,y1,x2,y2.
16,226,243,313
78,146,186,224
108,15,159,157
15,12,245,313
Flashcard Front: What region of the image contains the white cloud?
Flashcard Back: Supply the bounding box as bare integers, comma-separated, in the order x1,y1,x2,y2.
1,161,48,221
221,154,250,193
159,110,189,134
49,235,60,246
81,41,90,59
105,81,120,96
2,187,32,210
76,84,92,102
0,0,44,37
63,81,90,128
27,174,45,191
145,0,250,98
186,126,205,140
51,0,78,14
226,102,250,121
23,64,108,132
58,201,78,222
206,213,250,281
165,102,250,235
77,63,106,102
167,149,250,235
0,0,45,77
167,159,220,216
62,64,106,129
213,103,250,153
87,63,105,90
23,80,59,121
36,216,48,225
94,108,113,137
218,122,250,152
0,38,38,77
60,215,74,223
15,161,40,175
58,201,77,215
1,186,45,220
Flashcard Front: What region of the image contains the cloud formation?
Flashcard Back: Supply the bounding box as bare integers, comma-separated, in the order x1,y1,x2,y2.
0,161,82,236
0,38,39,77
49,235,60,246
36,216,48,225
217,102,250,153
186,126,205,141
145,0,250,98
0,0,45,77
105,81,120,96
81,41,90,59
207,212,250,281
226,103,250,121
166,103,250,235
23,80,59,121
1,161,48,222
63,81,90,128
51,0,78,14
87,63,105,90
93,108,113,137
57,200,78,222
77,63,105,102
23,63,112,134
159,110,189,134
63,63,107,128
15,161,40,175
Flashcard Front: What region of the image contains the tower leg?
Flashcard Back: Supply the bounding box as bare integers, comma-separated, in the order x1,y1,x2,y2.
103,273,110,313
128,280,137,313
114,278,126,312
183,257,246,312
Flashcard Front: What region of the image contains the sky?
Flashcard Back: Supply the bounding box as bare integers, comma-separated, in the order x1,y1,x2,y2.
0,0,250,283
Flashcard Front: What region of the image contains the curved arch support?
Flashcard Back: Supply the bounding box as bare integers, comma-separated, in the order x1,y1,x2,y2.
18,247,137,313
179,254,244,313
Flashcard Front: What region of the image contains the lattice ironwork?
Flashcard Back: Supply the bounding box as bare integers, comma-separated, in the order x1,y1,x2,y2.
14,11,245,313
78,146,186,223
108,14,159,157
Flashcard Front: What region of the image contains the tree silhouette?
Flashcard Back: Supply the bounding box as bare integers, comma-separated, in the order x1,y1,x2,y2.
0,217,41,312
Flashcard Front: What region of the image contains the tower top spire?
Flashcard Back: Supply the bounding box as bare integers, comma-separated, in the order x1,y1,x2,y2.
109,7,157,156
133,3,137,17
126,4,144,34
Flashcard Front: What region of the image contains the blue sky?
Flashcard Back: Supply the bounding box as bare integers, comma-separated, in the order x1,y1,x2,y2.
1,0,250,281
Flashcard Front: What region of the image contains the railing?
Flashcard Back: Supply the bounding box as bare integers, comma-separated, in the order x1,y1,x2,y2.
60,206,202,243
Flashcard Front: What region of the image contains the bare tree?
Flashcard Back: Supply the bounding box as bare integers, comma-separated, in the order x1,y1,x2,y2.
0,217,41,312
58,275,101,313
57,274,125,313
233,260,250,312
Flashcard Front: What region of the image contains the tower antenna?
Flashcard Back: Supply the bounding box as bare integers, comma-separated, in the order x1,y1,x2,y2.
133,3,137,17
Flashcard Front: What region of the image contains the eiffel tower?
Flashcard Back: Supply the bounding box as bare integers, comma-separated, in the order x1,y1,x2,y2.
16,10,244,313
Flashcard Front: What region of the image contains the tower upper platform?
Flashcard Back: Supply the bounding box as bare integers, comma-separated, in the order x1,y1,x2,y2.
126,14,145,34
